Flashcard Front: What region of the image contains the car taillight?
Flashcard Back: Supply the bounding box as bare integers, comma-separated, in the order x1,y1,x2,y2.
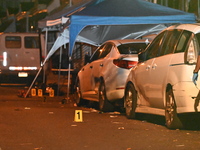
186,40,197,64
0,55,3,61
113,59,138,69
2,52,7,66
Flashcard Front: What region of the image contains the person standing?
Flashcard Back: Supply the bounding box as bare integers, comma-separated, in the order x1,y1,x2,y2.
192,55,200,112
193,55,200,85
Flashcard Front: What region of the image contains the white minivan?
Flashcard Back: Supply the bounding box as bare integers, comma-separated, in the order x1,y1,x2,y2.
0,32,45,85
124,24,200,129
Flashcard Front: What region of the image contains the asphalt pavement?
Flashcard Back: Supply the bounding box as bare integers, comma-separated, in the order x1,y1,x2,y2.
0,95,198,150
1,73,200,150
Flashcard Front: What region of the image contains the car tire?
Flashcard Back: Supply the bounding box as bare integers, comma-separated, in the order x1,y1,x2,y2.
124,83,137,119
74,80,85,106
99,80,114,112
165,87,183,129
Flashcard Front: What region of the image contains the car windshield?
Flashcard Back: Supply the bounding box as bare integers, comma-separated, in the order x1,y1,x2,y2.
117,43,148,54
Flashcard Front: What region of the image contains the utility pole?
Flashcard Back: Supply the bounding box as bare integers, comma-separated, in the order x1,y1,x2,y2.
26,12,29,32
69,0,72,7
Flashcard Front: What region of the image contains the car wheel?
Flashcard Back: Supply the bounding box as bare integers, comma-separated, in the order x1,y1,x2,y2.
74,80,85,106
165,87,183,129
124,83,137,119
99,81,114,112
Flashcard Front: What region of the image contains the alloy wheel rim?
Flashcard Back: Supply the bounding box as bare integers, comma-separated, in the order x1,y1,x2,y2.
166,92,174,125
126,89,133,115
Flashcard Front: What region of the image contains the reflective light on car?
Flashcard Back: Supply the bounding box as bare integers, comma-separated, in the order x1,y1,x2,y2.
9,66,37,70
113,59,138,69
3,52,7,66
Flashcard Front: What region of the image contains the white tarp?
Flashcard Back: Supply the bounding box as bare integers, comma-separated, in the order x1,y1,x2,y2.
42,28,97,66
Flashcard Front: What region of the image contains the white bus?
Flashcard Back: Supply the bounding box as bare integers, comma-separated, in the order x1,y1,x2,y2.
0,32,45,85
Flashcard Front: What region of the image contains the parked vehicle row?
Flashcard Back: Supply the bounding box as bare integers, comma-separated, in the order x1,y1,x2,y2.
75,23,200,129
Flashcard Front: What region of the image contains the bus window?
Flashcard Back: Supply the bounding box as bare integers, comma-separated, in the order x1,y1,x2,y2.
5,36,21,48
25,36,39,48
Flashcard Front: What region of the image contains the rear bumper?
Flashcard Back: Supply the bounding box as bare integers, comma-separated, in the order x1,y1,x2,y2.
0,70,39,77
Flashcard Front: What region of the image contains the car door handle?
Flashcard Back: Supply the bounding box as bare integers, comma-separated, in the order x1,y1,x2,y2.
90,66,93,69
100,64,103,67
146,65,151,71
152,64,157,70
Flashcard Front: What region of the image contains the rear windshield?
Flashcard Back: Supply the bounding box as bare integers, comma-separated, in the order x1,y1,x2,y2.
25,36,39,48
5,36,21,48
118,43,148,54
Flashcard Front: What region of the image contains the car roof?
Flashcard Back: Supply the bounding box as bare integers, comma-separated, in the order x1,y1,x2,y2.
166,23,200,34
105,39,151,46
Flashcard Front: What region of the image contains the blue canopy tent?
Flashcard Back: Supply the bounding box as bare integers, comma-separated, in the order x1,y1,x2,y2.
68,0,196,55
63,0,196,99
26,0,197,98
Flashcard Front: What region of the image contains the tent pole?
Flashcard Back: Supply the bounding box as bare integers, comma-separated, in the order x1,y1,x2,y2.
133,24,163,39
57,46,63,96
43,28,48,84
67,57,71,100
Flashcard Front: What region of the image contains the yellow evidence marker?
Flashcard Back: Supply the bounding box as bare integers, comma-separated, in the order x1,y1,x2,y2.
31,88,36,96
49,88,54,97
38,89,43,97
74,110,83,122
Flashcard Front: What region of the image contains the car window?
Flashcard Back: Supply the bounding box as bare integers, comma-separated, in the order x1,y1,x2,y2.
25,36,39,48
175,30,192,53
145,31,165,60
194,35,200,55
5,36,21,48
99,43,113,59
160,29,182,56
90,44,105,62
196,33,200,51
118,43,148,54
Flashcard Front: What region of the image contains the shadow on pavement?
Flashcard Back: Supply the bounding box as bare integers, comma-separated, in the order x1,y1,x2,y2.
74,98,200,131
135,113,200,131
